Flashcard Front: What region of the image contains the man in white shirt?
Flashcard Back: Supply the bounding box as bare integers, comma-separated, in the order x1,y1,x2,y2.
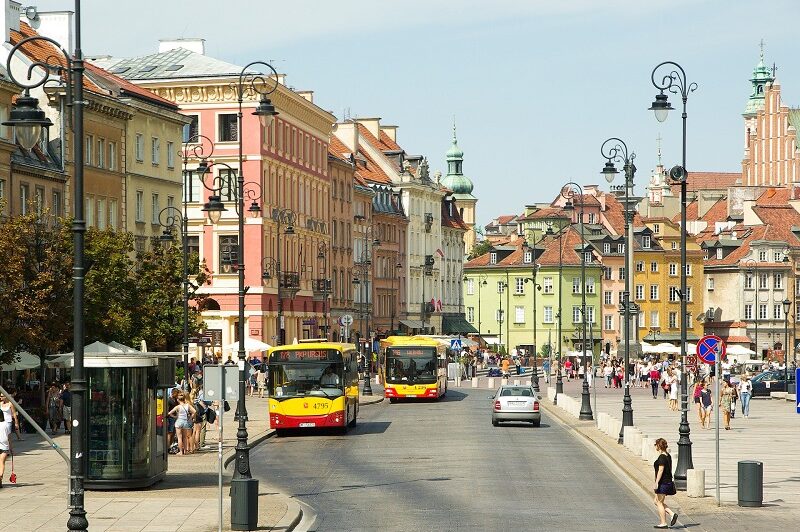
738,375,753,418
320,365,340,387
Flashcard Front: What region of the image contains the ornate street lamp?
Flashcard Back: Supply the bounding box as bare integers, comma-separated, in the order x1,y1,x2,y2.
3,9,89,530
783,298,791,388
523,239,542,393
562,182,593,421
261,207,299,346
157,206,190,372
601,137,637,441
650,60,698,490
546,220,565,402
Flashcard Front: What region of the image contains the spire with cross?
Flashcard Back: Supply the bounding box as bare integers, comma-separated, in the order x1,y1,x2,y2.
656,134,663,167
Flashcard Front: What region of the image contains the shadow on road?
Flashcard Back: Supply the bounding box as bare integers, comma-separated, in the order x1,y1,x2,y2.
293,476,453,497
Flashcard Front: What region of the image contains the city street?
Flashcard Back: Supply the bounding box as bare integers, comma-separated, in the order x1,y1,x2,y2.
251,387,657,531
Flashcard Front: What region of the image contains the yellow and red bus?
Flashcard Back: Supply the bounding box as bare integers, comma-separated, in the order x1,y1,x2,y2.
380,336,447,402
267,341,359,434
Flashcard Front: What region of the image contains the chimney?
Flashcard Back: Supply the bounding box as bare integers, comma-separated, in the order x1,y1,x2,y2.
2,0,21,44
158,38,205,55
296,90,313,103
380,125,398,142
355,117,381,139
333,121,359,153
36,10,74,53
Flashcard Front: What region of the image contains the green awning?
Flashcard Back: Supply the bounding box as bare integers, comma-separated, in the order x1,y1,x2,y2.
442,315,478,334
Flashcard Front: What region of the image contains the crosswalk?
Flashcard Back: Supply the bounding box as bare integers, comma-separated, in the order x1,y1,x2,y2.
454,365,547,389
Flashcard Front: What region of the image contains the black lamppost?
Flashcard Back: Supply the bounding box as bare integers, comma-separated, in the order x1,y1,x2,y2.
316,243,331,339
744,258,760,358
157,206,189,367
601,137,637,442
464,274,488,336
562,182,593,420
498,281,508,352
261,208,299,347
783,298,791,388
523,239,542,393
650,60,698,490
3,7,88,529
783,250,797,375
354,225,380,395
546,220,565,401
391,261,402,332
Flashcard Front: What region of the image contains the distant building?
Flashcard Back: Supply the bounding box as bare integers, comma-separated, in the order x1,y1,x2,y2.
439,124,477,255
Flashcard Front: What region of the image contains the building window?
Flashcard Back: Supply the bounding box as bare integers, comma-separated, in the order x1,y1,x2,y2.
669,312,677,328
759,272,768,289
135,133,144,162
745,273,754,289
604,291,612,305
219,235,239,272
758,250,767,262
650,284,659,300
604,267,612,281
85,196,94,227
108,142,117,171
635,284,644,300
52,190,61,217
573,306,582,324
686,286,692,302
523,251,532,263
20,183,29,215
573,277,581,294
218,114,238,142
187,235,200,258
0,179,5,202
135,190,144,222
642,235,651,249
167,141,175,168
109,199,117,229
584,251,592,263
636,261,644,272
466,278,474,295
467,307,474,322
604,315,613,331
685,264,692,276
97,198,106,229
183,114,199,143
653,223,661,234
586,277,595,294
650,311,659,328
588,213,596,224
544,306,553,323
669,263,677,276
758,304,768,320
773,251,782,262
497,281,505,294
515,306,525,324
542,277,553,294
650,261,658,273
34,186,44,215
707,277,715,290
617,243,625,253
618,291,624,304
774,304,783,320
86,135,93,165
496,309,504,323
490,252,497,264
618,267,626,280
515,277,524,294
97,138,105,168
603,243,610,254
775,273,783,289
672,242,677,250
587,306,595,324
669,286,680,302
716,248,723,259
744,304,753,320
151,193,159,224
167,195,174,209
151,137,160,165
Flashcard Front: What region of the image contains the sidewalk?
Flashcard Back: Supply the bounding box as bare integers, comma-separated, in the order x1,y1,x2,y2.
546,380,800,531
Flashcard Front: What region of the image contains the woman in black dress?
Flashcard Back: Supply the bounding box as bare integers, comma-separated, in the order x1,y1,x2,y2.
653,437,679,528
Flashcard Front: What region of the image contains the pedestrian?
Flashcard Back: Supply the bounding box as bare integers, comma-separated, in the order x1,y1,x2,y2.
191,388,207,450
168,392,196,455
693,379,704,424
729,380,738,419
257,367,267,398
501,356,511,378
604,363,613,388
0,416,9,488
0,392,22,441
738,375,752,418
564,359,573,381
669,368,679,411
700,381,713,429
542,358,550,384
60,383,72,435
652,438,679,528
46,383,63,434
166,388,179,451
720,379,733,430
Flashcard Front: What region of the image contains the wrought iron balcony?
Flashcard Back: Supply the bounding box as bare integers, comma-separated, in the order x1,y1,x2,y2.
312,278,332,300
279,271,301,298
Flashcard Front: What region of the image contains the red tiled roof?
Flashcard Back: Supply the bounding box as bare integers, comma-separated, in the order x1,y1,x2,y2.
495,215,518,225
603,194,644,235
679,197,729,225
329,135,391,185
669,172,741,195
466,226,587,269
755,187,789,206
378,130,401,151
442,199,468,230
85,62,177,109
723,335,753,344
11,22,103,94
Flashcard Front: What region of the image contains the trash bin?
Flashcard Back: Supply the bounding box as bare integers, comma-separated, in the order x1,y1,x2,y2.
738,460,763,507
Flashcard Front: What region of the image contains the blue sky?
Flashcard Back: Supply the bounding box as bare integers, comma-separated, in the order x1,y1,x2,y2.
36,0,800,226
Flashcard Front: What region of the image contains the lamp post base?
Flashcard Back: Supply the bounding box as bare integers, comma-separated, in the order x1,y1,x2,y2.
579,376,593,420
362,372,373,396
554,372,563,404
619,386,633,444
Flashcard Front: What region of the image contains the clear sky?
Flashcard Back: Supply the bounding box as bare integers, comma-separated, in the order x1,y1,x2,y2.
34,0,800,226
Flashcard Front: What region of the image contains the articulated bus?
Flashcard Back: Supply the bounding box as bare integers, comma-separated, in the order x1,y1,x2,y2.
380,336,448,402
267,341,359,434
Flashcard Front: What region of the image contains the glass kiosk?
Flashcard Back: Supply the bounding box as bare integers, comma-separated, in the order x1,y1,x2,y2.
82,354,175,489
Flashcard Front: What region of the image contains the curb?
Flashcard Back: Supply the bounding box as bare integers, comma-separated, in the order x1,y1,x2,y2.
268,498,303,532
223,428,276,469
359,394,384,405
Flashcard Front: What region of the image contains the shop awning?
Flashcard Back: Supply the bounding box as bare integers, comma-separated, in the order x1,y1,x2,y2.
400,319,424,329
441,315,478,334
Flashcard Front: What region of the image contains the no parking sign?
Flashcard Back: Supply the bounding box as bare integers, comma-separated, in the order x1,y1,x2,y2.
696,335,725,365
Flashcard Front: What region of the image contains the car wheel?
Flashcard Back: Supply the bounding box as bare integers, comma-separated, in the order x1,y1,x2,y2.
492,419,499,427
532,420,540,427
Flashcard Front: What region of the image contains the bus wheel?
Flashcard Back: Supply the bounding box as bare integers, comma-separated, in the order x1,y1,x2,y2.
348,411,357,427
275,428,287,437
389,398,397,403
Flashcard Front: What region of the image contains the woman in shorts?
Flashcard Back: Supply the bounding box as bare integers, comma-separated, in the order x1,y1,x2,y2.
168,393,196,455
652,438,679,528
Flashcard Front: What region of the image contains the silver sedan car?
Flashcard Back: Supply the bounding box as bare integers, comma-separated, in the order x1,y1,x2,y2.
491,385,541,427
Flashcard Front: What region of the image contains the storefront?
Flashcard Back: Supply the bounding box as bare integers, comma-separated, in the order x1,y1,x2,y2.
78,354,176,489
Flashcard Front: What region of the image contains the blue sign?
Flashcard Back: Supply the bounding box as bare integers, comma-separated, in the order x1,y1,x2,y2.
796,368,800,414
450,339,462,350
696,334,725,365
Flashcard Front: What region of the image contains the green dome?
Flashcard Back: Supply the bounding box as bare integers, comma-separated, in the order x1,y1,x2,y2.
441,173,474,195
446,139,464,160
442,122,473,195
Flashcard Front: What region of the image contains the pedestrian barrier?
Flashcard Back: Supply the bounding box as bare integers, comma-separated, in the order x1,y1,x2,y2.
547,387,556,402
487,378,495,389
629,430,643,456
471,377,478,388
608,418,622,440
501,378,509,386
769,391,786,400
597,412,608,432
622,426,640,453
687,469,706,498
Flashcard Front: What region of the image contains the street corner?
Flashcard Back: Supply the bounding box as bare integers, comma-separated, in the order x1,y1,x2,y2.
359,394,384,405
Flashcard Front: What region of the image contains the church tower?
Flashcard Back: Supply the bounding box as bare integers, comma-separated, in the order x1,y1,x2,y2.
743,40,775,155
440,122,477,253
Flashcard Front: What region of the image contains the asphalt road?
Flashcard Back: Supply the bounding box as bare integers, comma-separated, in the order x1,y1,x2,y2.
251,386,658,531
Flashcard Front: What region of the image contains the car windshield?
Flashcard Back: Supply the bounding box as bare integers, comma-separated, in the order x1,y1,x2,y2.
268,363,344,398
385,347,437,384
499,388,533,397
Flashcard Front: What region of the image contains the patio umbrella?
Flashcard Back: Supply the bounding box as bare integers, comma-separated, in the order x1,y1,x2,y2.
1,351,41,371
108,341,138,353
655,342,681,354
224,337,271,352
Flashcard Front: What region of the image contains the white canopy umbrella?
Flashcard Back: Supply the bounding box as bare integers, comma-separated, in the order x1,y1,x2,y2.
655,342,681,354
1,351,41,371
224,337,271,353
108,341,138,353
51,341,126,357
642,343,657,354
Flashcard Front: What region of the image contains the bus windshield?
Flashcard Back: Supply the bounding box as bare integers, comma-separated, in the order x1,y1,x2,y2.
268,362,344,398
385,347,437,384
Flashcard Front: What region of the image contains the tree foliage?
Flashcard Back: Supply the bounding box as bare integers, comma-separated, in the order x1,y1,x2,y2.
468,239,492,260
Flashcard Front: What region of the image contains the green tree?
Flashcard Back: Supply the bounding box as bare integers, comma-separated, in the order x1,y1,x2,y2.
468,239,492,260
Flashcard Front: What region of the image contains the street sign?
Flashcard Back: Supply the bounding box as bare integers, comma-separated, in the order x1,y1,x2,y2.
450,338,462,350
341,314,354,326
696,335,725,365
685,354,698,370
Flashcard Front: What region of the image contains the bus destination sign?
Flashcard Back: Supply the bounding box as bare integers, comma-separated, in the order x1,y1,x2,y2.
391,348,432,356
276,349,337,362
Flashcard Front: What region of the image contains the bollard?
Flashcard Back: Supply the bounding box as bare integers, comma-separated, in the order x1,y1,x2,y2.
598,412,608,432
738,461,763,507
623,426,637,449
471,377,478,388
513,379,520,386
501,378,509,386
630,430,643,456
487,378,495,389
687,469,706,498
609,418,622,439
641,437,653,461
547,387,556,402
